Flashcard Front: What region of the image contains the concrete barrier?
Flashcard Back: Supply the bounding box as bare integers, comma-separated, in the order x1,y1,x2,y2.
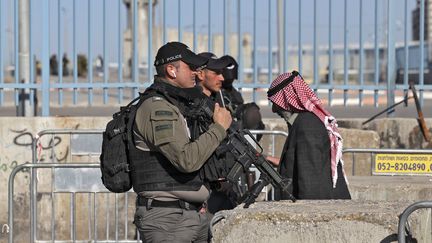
211,200,431,243
211,175,432,242
339,118,432,149
349,176,432,201
340,128,380,176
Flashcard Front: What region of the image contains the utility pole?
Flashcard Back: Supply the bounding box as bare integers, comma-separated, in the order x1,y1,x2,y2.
277,0,284,73
123,0,158,80
386,0,396,112
18,0,33,116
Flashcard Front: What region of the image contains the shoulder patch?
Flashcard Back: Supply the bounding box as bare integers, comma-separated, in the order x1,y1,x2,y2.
155,110,173,116
155,124,173,132
153,120,175,145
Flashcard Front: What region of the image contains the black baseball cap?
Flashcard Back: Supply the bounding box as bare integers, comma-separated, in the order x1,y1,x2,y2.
198,52,232,72
221,55,238,80
154,42,208,69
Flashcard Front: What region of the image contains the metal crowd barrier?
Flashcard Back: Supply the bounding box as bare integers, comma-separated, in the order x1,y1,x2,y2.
249,129,288,156
7,128,287,242
8,163,139,243
7,128,140,242
31,129,104,164
398,201,432,243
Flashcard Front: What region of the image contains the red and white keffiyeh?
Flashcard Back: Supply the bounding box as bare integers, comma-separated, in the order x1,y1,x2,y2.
268,71,347,188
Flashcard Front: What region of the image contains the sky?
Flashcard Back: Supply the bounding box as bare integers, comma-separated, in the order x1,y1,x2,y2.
0,0,418,66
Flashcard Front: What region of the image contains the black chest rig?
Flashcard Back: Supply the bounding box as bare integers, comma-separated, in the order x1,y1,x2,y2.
185,94,239,183
128,80,208,192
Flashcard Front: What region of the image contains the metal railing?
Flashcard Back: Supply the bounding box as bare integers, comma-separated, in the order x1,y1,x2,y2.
15,128,138,242
250,129,288,157
1,0,432,116
398,200,432,243
31,129,104,164
8,163,139,243
6,128,287,242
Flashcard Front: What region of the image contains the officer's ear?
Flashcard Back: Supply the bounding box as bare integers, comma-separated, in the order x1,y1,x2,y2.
196,69,205,81
166,64,177,79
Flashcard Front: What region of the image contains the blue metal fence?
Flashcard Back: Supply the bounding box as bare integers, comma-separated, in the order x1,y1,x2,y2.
1,0,432,116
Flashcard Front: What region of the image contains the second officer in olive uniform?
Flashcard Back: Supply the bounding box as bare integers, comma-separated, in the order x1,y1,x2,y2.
131,42,232,243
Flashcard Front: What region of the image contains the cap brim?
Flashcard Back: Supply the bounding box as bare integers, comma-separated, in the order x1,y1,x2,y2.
182,50,208,68
206,58,232,71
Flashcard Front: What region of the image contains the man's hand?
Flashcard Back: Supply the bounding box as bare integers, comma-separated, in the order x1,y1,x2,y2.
266,156,280,166
213,103,232,130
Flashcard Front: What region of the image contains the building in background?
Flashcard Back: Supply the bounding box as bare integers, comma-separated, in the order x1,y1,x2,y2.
412,0,432,41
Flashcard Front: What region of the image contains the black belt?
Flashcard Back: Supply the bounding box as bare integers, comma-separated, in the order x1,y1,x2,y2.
137,196,202,211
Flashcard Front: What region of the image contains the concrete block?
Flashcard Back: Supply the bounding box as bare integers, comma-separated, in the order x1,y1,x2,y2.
349,176,432,201
211,200,431,243
340,128,380,176
342,118,432,149
338,118,366,129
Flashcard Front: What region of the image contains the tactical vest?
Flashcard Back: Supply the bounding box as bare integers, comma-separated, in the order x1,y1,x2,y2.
128,80,204,192
188,94,239,183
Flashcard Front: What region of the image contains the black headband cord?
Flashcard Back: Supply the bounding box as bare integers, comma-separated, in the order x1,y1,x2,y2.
266,71,299,97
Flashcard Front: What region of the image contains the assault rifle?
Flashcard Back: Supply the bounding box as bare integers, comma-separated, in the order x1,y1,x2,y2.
193,92,296,208
224,128,296,207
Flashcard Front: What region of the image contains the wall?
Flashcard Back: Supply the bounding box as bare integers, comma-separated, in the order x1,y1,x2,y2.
0,117,109,242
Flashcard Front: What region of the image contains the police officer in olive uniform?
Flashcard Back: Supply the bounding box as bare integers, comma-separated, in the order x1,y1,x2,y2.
132,42,232,242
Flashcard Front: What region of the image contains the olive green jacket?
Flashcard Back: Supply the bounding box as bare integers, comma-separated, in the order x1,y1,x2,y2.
135,81,227,174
